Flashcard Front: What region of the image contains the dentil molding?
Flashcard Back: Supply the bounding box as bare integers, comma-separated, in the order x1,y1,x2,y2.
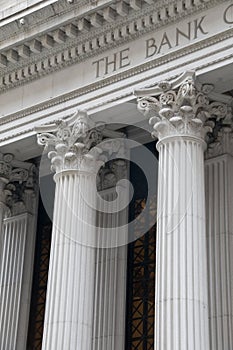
0,0,225,93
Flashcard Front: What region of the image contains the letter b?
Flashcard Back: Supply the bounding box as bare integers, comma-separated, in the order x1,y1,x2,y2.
146,38,157,58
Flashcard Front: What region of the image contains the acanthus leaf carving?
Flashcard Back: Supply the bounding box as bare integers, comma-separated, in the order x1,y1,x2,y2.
135,71,232,143
36,110,105,174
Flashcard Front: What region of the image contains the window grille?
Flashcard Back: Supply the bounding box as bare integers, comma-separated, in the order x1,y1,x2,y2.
125,141,157,350
27,197,52,350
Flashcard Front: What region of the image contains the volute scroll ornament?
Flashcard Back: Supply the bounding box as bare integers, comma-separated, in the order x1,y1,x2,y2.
135,71,232,143
36,110,106,174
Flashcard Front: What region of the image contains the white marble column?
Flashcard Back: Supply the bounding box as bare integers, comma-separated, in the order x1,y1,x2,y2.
205,129,233,349
154,134,209,350
0,214,31,350
0,153,37,350
135,71,231,350
93,161,128,350
36,111,108,350
0,178,10,257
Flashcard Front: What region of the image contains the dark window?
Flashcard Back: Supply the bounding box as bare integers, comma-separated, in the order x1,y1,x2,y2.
27,196,52,350
126,141,158,350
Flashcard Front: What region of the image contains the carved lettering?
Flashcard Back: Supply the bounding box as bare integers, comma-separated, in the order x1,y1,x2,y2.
91,10,222,79
146,38,157,58
92,58,105,78
105,53,117,75
93,48,131,78
157,32,172,53
223,4,233,24
193,16,208,39
145,17,208,60
119,48,131,69
176,22,191,46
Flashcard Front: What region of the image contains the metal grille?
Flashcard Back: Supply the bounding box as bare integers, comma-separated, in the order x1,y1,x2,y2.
27,198,52,350
126,141,158,350
126,197,156,350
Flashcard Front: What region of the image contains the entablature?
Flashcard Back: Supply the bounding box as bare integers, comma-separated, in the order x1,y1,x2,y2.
0,0,229,93
0,0,233,160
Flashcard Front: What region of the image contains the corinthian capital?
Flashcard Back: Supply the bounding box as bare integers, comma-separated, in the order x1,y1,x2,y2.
36,110,105,173
0,152,37,216
135,71,232,143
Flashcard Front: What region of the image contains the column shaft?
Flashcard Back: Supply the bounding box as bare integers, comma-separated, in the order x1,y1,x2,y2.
0,213,33,350
205,154,233,349
155,138,209,350
0,203,7,260
42,172,97,350
0,178,9,259
93,188,127,350
135,70,231,350
36,110,129,349
0,154,37,350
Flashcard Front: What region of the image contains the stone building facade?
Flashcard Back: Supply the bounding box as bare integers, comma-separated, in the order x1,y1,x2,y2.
0,1,233,349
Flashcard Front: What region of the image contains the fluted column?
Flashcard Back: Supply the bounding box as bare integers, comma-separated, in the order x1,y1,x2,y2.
36,111,107,350
93,160,128,350
0,153,37,350
0,177,10,256
154,135,209,350
135,71,231,350
205,128,233,349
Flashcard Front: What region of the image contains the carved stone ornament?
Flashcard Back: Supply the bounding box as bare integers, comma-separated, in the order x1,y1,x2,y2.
205,126,233,159
0,152,37,217
97,139,128,191
36,110,106,174
0,0,216,93
135,71,232,143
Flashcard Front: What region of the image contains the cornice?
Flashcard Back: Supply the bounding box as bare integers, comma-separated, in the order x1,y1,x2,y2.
0,0,105,41
1,53,233,146
0,0,225,93
0,27,232,134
